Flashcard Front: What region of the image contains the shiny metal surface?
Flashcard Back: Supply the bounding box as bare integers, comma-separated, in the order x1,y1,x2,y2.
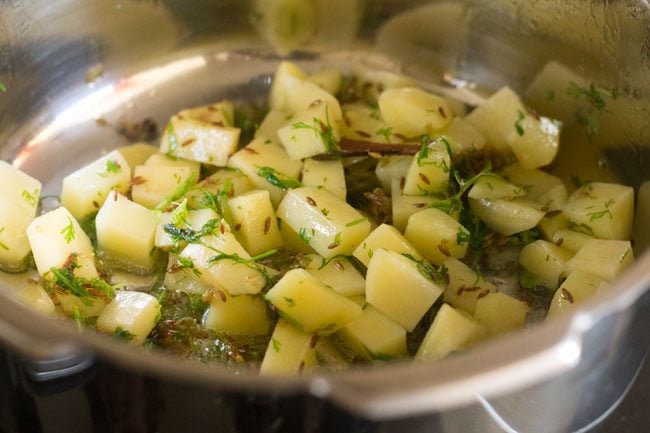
0,1,649,432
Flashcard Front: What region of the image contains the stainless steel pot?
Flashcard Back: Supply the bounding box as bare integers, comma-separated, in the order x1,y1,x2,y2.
0,1,649,432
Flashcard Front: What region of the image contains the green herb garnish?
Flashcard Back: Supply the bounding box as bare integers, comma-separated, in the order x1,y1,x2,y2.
60,217,76,243
21,189,39,207
345,217,368,227
515,110,526,137
256,166,301,190
165,122,180,157
290,107,339,152
155,172,198,211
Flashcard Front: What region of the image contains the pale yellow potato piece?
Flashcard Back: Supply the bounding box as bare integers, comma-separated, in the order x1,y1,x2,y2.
468,175,527,200
519,240,572,290
131,165,197,209
404,208,469,266
228,137,302,207
278,219,316,254
304,254,365,297
465,86,523,153
301,158,346,200
184,168,253,209
375,156,411,193
500,163,568,211
473,292,530,335
552,229,594,254
269,61,308,112
309,68,342,95
341,103,396,144
402,138,451,195
438,118,486,155
95,191,157,272
178,100,234,126
228,190,283,256
443,257,496,315
60,150,131,219
259,319,316,376
547,270,605,317
0,160,42,216
164,254,210,295
203,293,270,335
0,199,36,272
56,293,106,318
14,282,56,316
416,304,487,362
256,110,289,144
277,187,371,259
391,179,440,232
277,100,341,160
379,87,453,137
352,223,423,267
339,305,408,361
26,207,98,279
314,337,350,371
155,207,222,251
365,249,444,332
566,239,634,282
143,153,201,175
265,269,363,335
117,143,158,169
96,291,161,343
469,197,545,236
506,113,560,169
563,182,635,240
538,213,569,241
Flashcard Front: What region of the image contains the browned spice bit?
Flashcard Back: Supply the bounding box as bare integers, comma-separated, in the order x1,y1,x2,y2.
263,217,271,235
333,260,345,271
218,290,227,302
555,237,564,247
412,202,426,209
400,176,406,190
93,200,100,208
201,289,214,304
343,115,352,128
207,105,219,112
477,289,491,299
167,262,182,274
355,130,371,138
130,176,147,186
298,361,306,375
26,278,40,285
545,209,562,218
541,206,549,213
327,242,339,250
363,188,391,224
438,241,451,257
219,222,226,234
95,117,108,126
309,99,323,108
306,196,318,207
211,121,225,127
561,288,574,303
243,147,259,155
419,173,431,185
393,132,408,141
457,285,481,296
438,107,447,118
368,151,382,159
181,137,196,147
310,335,319,348
113,191,119,201
234,223,242,231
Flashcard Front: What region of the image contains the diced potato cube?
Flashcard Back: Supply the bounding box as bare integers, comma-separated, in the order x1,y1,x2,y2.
500,163,568,211
131,165,197,209
391,179,440,232
505,112,560,169
0,199,35,272
60,150,131,219
547,270,605,317
519,240,572,290
26,207,97,279
469,197,545,236
379,87,453,137
0,160,42,216
277,100,341,160
14,281,56,316
184,168,253,209
277,187,371,258
552,229,594,254
203,292,270,335
365,249,444,331
443,257,496,315
339,305,408,361
163,254,210,294
404,208,469,266
269,61,308,111
439,118,487,155
56,293,106,318
144,153,201,175
341,103,397,144
538,212,569,241
155,207,222,252
468,175,527,200
314,337,350,371
309,68,342,95
228,190,283,256
352,223,423,267
260,319,316,376
376,156,411,193
416,304,487,362
117,143,158,169
566,239,634,282
563,182,634,240
160,115,240,166
228,137,302,207
278,219,316,254
473,292,530,335
403,138,451,195
178,101,234,126
301,159,346,200
95,191,157,273
180,233,270,295
96,290,161,343
256,110,290,144
304,254,365,297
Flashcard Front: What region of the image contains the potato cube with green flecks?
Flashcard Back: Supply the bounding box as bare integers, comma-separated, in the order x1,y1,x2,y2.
117,143,158,169
339,305,408,361
443,258,496,315
379,87,453,137
14,281,56,316
0,195,40,272
228,137,303,207
95,191,157,273
467,175,527,200
301,158,346,200
163,254,210,294
365,249,444,332
500,163,568,211
537,212,569,241
26,207,98,279
341,103,397,144
566,239,634,282
552,229,594,254
506,112,560,169
376,156,411,193
264,269,363,335
439,117,487,155
259,319,316,375
277,187,371,259
277,100,341,160
416,304,487,362
404,208,469,266
469,197,545,236
0,160,42,217
519,240,573,290
60,150,131,219
547,270,605,317
178,101,234,126
278,219,316,254
473,292,530,335
391,179,440,232
563,182,634,240
155,206,223,251
131,165,197,209
352,223,423,267
96,291,161,343
143,153,201,175
203,292,270,335
402,138,451,195
304,254,365,297
184,168,253,209
228,190,283,256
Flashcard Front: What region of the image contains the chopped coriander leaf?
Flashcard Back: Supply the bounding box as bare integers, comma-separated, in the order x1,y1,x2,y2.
21,189,39,206
170,199,190,227
114,327,135,341
376,127,393,143
401,253,447,286
256,166,301,190
298,227,312,244
0,227,9,251
176,256,201,277
456,227,470,245
98,160,122,178
60,217,76,243
290,107,339,152
515,110,526,137
164,218,220,245
272,337,282,353
207,249,277,285
0,82,6,92
568,221,594,236
284,297,296,307
72,306,87,330
345,217,368,227
155,172,198,211
50,265,115,304
165,122,180,157
587,199,614,222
